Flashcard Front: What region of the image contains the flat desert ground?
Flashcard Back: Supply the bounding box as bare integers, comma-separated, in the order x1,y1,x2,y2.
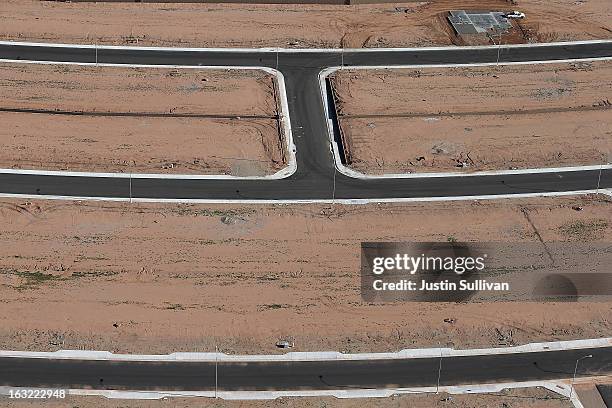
0,63,285,176
332,61,612,174
0,0,610,48
1,387,573,408
0,2,609,407
0,195,610,355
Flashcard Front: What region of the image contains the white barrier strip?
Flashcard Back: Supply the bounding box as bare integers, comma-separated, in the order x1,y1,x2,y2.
0,338,608,362
1,39,611,53
0,380,589,403
0,189,608,205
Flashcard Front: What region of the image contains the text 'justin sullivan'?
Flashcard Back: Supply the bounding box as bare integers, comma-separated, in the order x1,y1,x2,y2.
372,279,510,292
370,254,510,292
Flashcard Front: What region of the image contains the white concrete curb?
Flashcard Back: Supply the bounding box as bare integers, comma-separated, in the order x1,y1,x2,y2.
0,189,608,205
0,380,587,403
320,60,612,180
0,338,608,362
0,59,296,180
1,39,611,53
64,381,582,400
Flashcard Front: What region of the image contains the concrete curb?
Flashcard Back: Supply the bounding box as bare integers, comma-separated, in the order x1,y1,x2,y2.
0,188,608,204
0,338,608,362
1,39,611,53
0,380,585,403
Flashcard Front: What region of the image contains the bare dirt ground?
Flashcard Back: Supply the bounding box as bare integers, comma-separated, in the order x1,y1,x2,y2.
0,63,284,175
576,383,609,408
0,64,275,116
0,194,610,355
0,387,572,408
332,61,612,174
0,0,610,49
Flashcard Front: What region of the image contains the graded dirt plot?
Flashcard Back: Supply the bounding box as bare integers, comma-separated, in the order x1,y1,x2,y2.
339,111,610,174
0,195,610,355
0,113,280,175
0,64,275,116
333,61,612,174
0,63,284,175
0,0,610,49
1,388,572,408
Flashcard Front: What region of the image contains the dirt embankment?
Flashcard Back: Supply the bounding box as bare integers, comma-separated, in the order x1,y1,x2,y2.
0,0,610,48
0,195,610,355
332,61,612,174
0,63,285,175
0,387,572,408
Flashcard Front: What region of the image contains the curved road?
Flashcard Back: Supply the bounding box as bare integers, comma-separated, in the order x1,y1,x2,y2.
0,347,610,392
0,41,611,201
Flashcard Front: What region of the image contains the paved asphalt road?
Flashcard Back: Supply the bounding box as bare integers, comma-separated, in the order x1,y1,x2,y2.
0,42,611,201
0,42,611,392
597,384,612,407
0,347,610,391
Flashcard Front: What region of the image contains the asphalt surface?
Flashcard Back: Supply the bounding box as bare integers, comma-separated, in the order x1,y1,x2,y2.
0,347,610,391
0,42,611,392
597,384,612,407
0,42,611,201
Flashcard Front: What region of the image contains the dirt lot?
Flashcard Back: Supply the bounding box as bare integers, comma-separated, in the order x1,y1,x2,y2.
0,0,610,48
0,63,284,175
0,387,572,408
0,194,610,355
332,61,612,174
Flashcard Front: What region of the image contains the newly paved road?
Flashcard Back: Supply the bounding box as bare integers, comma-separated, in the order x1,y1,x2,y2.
0,347,610,391
0,41,611,201
597,384,612,407
0,42,611,392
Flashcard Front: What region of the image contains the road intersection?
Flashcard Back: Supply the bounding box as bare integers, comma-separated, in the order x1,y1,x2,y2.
0,40,610,203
